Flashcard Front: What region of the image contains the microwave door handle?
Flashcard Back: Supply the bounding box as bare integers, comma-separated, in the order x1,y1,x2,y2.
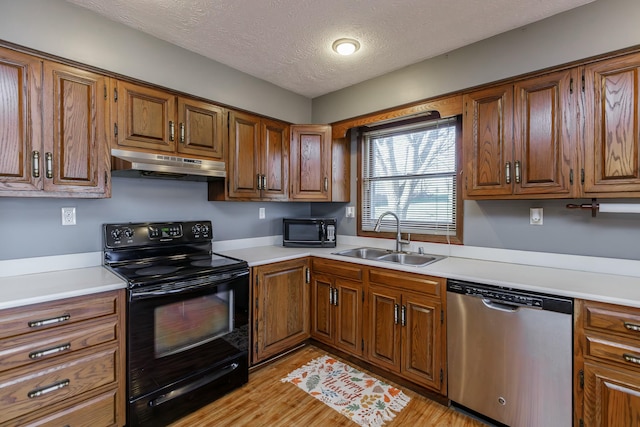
321,222,326,242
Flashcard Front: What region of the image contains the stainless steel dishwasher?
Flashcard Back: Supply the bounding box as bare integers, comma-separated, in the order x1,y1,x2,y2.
447,279,573,427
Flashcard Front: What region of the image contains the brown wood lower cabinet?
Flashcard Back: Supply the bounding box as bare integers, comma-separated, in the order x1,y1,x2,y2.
253,258,311,364
310,259,364,358
575,299,640,426
0,290,125,427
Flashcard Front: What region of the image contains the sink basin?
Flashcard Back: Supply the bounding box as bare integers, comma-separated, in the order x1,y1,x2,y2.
333,247,444,267
333,247,391,259
376,252,444,267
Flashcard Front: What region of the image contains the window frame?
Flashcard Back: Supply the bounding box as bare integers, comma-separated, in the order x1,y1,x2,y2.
356,115,463,245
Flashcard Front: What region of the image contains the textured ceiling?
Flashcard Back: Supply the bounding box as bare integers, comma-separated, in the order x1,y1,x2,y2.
65,0,595,98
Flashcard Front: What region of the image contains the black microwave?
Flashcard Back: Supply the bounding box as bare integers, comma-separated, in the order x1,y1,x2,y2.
283,218,337,248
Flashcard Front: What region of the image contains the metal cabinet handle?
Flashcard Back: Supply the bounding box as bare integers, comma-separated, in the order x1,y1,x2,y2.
262,175,267,191
32,151,40,178
180,123,185,143
515,160,521,184
623,353,640,365
394,304,399,325
401,305,406,326
333,288,338,306
28,314,70,328
329,287,334,305
45,152,53,179
169,121,175,141
505,162,511,184
29,343,71,359
256,174,262,190
28,379,70,399
324,177,329,192
624,322,640,332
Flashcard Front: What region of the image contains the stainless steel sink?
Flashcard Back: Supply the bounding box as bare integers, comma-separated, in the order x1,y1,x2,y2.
333,247,444,267
333,247,391,259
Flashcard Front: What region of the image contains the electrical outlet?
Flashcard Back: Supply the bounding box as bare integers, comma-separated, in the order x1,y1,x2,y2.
62,207,76,225
259,207,265,219
530,208,543,225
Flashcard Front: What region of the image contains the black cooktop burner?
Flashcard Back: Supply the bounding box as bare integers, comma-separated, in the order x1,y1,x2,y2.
103,221,248,288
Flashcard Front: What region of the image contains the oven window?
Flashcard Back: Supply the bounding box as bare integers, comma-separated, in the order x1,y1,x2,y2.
154,291,233,358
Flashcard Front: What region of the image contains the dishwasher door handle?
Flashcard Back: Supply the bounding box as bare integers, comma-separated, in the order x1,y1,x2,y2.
482,298,519,312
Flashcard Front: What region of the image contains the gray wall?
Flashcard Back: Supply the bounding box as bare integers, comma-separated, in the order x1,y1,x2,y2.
0,0,311,124
0,178,310,260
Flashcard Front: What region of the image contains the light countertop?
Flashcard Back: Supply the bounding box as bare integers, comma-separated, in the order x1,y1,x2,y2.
0,267,126,310
219,244,640,309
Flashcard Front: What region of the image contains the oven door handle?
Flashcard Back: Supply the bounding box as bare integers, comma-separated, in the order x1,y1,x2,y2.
129,270,249,300
148,362,240,407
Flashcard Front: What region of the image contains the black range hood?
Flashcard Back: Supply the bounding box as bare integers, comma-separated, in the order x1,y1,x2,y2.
111,149,226,181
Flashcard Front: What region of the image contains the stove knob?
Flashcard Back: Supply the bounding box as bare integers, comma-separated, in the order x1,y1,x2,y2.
201,224,210,235
110,228,122,240
192,224,202,235
123,227,134,239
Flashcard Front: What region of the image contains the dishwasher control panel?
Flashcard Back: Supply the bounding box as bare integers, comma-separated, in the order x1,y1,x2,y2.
447,279,573,314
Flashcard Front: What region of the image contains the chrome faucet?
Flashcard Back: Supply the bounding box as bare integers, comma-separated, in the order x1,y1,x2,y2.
373,211,410,252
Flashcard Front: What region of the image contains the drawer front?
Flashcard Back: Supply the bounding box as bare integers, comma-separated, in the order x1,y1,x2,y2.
584,301,640,340
585,333,640,370
23,388,118,427
0,346,118,424
0,292,118,340
369,268,442,296
313,258,363,281
0,317,118,374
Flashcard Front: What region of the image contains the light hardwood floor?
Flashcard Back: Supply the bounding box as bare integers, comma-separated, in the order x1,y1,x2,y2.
169,345,488,427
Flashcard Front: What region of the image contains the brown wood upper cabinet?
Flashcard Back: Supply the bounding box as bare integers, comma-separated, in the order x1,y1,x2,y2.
290,124,332,201
463,69,576,199
222,110,289,200
113,80,224,160
0,47,110,198
582,52,640,196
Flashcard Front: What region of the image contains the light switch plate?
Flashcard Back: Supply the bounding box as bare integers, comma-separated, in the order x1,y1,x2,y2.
259,207,265,219
346,206,355,218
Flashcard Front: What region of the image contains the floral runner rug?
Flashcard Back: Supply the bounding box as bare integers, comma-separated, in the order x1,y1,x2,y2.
281,355,411,427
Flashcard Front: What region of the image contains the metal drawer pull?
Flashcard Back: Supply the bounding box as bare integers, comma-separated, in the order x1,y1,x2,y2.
623,353,640,365
624,322,640,332
28,379,70,399
28,314,71,328
394,304,399,325
29,343,71,359
333,288,338,306
324,177,329,192
401,305,407,326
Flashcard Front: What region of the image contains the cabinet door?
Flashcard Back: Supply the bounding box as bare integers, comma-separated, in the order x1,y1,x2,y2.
0,48,42,193
42,62,109,196
290,124,331,201
463,84,514,197
367,284,401,373
253,259,310,363
583,53,640,195
583,361,640,426
228,110,261,199
401,292,442,391
310,273,333,345
513,70,576,197
115,80,176,153
261,118,289,200
334,278,363,357
177,98,224,160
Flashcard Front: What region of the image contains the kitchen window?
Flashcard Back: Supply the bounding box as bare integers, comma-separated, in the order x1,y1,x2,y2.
358,115,462,244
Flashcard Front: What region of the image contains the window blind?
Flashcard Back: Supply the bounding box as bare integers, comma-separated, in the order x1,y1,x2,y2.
361,116,458,237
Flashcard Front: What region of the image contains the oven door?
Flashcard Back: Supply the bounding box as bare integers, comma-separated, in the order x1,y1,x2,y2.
127,269,249,400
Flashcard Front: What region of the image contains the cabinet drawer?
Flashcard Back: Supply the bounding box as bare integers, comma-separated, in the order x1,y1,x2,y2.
23,388,118,427
0,292,118,340
369,268,442,296
0,316,118,374
583,301,640,340
0,345,118,424
585,333,640,370
313,258,363,281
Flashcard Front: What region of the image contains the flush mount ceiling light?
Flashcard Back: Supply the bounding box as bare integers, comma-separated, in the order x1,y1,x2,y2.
332,38,360,56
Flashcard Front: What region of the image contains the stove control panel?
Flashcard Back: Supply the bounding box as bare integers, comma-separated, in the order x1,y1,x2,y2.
104,221,213,248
